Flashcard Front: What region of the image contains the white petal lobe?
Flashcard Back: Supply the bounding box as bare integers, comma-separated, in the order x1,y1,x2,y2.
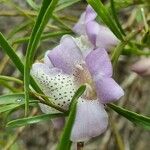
71,99,108,142
31,66,77,111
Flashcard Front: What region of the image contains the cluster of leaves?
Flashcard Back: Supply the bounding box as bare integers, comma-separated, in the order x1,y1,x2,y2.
0,0,149,149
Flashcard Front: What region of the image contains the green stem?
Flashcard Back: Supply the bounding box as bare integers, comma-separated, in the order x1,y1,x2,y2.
0,75,23,84
12,30,72,45
111,30,141,69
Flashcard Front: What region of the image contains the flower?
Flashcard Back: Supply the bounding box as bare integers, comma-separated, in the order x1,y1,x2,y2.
73,5,119,50
31,5,124,142
131,58,150,76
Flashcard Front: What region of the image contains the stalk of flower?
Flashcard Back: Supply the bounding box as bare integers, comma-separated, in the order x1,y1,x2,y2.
31,5,124,142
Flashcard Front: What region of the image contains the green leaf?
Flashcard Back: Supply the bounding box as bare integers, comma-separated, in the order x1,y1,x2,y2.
0,80,19,93
0,32,42,94
6,113,65,128
7,21,32,40
12,30,72,44
57,85,86,150
0,75,23,84
56,0,80,11
110,0,125,36
0,33,24,74
0,93,25,105
24,0,59,116
108,103,150,130
87,0,124,41
26,0,40,10
107,0,145,10
0,104,21,113
111,30,139,69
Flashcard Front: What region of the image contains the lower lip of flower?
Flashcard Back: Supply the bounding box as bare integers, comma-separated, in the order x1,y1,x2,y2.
73,63,97,100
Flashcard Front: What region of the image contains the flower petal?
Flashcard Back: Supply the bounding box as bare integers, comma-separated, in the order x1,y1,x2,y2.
31,63,58,75
48,35,83,74
85,48,112,78
31,63,77,111
70,99,108,142
73,35,94,58
131,58,150,76
85,6,119,49
73,5,96,36
44,50,54,67
85,5,97,23
95,77,124,103
86,21,100,46
95,25,119,49
73,12,86,35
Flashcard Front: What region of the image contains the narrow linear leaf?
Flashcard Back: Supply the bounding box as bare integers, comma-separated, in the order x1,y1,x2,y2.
26,0,40,10
55,0,80,11
0,104,21,113
110,0,125,35
57,85,86,150
111,30,139,68
0,100,38,113
7,113,65,128
0,75,23,84
8,21,32,39
87,0,124,41
0,33,42,93
0,94,38,105
108,103,150,130
12,30,72,44
0,80,19,93
107,0,145,11
0,93,24,105
24,0,59,116
0,33,24,73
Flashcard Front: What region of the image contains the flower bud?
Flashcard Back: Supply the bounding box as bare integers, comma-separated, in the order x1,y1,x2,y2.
131,58,150,76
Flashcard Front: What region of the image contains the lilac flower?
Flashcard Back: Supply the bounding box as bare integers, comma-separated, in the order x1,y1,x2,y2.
31,35,124,142
131,58,150,76
73,5,119,50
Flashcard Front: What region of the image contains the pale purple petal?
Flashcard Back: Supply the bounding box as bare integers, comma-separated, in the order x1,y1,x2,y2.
86,22,119,49
44,50,54,67
86,21,100,46
96,25,119,49
85,6,119,49
71,99,108,142
95,77,124,103
131,58,150,76
85,5,97,23
52,117,65,130
73,5,96,36
73,12,86,35
48,35,83,74
85,48,112,78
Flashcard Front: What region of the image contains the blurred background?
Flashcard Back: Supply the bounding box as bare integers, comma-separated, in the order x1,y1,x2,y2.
0,0,149,150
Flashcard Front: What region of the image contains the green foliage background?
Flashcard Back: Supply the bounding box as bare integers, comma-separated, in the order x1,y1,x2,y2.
0,0,149,149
